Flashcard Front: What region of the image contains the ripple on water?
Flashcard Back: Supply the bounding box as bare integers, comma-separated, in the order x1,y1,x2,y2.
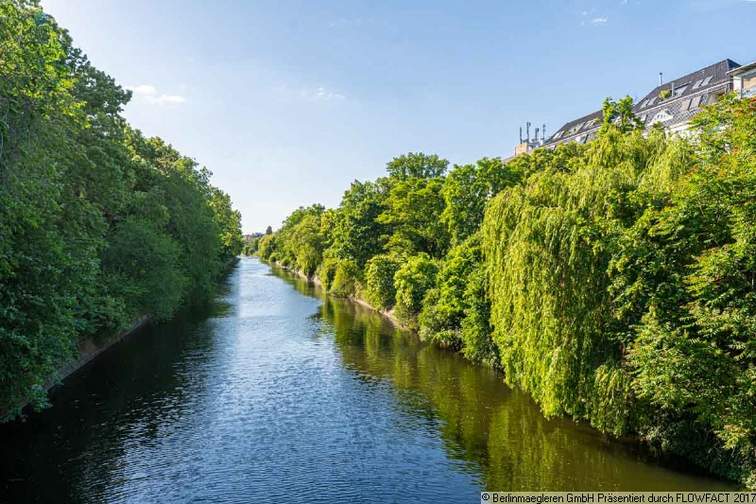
0,258,738,503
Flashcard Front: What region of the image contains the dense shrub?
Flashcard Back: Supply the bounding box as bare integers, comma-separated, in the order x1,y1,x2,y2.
418,235,480,347
459,267,497,366
364,254,402,310
393,254,438,323
330,259,360,297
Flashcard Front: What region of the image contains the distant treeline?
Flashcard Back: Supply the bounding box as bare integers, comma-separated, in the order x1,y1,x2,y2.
0,1,242,418
256,96,755,487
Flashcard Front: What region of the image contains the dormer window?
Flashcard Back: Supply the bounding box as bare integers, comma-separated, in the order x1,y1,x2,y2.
683,95,702,111
701,75,713,87
568,122,584,135
652,109,673,123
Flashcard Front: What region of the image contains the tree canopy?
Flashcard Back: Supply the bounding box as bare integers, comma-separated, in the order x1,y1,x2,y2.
0,0,243,418
258,96,755,487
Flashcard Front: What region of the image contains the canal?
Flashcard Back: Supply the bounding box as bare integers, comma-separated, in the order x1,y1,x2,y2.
0,258,734,503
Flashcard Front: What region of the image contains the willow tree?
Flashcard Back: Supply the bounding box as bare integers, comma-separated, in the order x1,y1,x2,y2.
481,98,668,430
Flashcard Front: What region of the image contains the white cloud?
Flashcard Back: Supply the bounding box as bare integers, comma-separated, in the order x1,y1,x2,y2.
127,84,186,106
299,86,346,102
128,84,158,96
145,94,187,105
591,16,609,24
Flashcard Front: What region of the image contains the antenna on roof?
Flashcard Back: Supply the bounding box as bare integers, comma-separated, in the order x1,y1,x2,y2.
535,127,540,143
542,124,546,143
519,126,523,144
526,122,531,143
659,72,663,86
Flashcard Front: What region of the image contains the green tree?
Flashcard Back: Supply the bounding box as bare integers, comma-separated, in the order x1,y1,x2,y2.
441,158,521,245
364,254,402,310
393,254,438,324
379,177,449,257
385,152,448,179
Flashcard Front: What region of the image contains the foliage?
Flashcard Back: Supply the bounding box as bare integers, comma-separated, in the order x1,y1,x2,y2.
327,181,387,268
418,234,481,348
378,176,449,257
364,254,402,310
385,152,448,180
0,0,242,418
482,95,755,485
441,159,521,245
460,266,497,366
249,89,754,486
393,254,438,324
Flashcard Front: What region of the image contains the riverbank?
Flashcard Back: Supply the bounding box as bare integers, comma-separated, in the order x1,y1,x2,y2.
261,256,746,489
266,259,412,332
54,317,151,386
3,256,735,501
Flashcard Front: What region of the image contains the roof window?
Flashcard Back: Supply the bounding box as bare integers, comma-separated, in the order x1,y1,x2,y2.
652,109,673,123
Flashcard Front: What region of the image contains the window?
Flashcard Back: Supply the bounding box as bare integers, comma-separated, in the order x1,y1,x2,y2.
673,85,688,96
652,109,673,123
699,94,708,106
692,78,703,89
689,95,702,110
639,114,647,123
638,99,647,109
647,96,657,107
743,75,756,92
552,131,564,139
681,98,692,111
701,75,713,87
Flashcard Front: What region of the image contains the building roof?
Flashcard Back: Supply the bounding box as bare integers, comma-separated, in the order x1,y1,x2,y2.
729,60,756,76
543,59,741,148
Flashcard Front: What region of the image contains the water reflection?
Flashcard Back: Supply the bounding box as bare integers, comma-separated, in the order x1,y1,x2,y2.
280,268,735,491
0,259,735,504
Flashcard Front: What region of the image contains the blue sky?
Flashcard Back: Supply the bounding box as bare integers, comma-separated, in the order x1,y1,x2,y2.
41,0,755,233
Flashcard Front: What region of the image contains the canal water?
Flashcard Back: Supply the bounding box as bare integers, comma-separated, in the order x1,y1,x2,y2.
0,258,734,503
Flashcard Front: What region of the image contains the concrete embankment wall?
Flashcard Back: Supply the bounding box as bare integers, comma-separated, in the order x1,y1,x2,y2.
53,316,151,386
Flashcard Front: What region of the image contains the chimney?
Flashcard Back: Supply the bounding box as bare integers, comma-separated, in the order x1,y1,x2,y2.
659,72,663,86
526,122,531,143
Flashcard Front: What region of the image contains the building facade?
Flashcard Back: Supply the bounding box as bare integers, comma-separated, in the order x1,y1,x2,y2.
510,58,754,157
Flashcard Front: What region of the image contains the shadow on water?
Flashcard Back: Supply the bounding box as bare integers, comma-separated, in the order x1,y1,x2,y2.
0,274,237,502
272,262,738,491
0,258,737,504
